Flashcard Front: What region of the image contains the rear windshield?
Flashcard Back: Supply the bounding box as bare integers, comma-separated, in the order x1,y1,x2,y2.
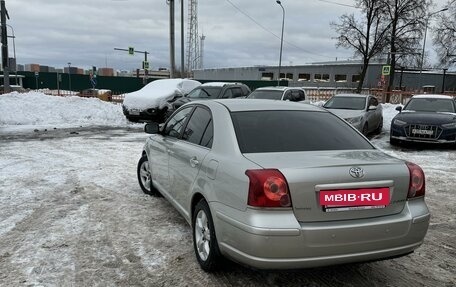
187,87,222,99
248,90,283,100
231,111,374,153
404,98,455,113
324,96,366,110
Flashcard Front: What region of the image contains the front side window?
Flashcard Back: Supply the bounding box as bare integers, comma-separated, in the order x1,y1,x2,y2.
231,111,374,153
324,96,366,110
164,107,193,138
222,89,233,99
182,107,212,147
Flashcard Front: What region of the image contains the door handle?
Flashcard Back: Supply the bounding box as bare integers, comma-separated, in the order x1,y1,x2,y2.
189,157,199,167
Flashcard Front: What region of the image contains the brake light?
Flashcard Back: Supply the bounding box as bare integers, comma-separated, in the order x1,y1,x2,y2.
406,162,425,198
245,169,292,207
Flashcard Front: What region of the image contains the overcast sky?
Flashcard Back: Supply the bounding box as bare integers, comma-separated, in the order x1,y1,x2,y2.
6,0,449,71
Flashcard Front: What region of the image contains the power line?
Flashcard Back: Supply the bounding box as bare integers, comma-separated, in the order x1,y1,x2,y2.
316,0,357,8
224,0,334,59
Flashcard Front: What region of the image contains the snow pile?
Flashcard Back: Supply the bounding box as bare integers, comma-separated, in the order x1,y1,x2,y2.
381,103,400,131
0,92,129,128
122,79,201,110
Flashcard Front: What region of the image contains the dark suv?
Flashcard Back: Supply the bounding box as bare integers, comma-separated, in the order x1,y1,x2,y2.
169,82,251,116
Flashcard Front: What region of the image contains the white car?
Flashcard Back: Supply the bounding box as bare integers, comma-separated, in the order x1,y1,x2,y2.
247,86,309,103
122,79,201,122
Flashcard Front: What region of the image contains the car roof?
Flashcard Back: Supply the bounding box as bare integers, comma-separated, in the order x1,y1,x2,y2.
203,99,325,112
200,82,245,87
254,86,302,92
411,94,453,99
332,93,369,98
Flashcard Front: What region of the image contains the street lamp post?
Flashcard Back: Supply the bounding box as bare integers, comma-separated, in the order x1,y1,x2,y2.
67,62,72,92
419,8,448,91
276,0,285,86
6,24,17,85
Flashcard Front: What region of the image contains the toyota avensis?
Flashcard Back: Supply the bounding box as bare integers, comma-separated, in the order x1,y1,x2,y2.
137,99,430,271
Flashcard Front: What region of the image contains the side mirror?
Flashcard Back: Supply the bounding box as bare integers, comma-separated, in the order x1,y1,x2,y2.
368,105,377,111
144,122,160,134
395,106,403,112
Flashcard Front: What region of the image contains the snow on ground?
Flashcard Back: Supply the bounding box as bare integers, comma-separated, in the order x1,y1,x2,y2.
0,94,455,286
0,92,136,132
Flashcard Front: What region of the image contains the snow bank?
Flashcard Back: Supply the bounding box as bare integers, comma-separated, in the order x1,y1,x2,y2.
0,92,130,129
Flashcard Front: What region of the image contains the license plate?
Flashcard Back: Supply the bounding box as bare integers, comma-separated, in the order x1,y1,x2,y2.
130,109,140,115
412,128,433,135
319,188,390,209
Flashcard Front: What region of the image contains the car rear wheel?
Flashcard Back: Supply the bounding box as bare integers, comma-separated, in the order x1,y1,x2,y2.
137,155,160,196
192,199,222,272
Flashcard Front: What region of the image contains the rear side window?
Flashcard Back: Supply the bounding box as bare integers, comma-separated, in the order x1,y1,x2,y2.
231,111,374,153
182,107,212,147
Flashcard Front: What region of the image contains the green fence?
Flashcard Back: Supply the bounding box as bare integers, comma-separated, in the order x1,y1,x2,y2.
5,71,287,93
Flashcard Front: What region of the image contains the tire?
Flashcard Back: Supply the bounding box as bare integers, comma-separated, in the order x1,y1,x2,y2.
127,116,139,123
137,155,160,196
362,123,369,136
375,118,383,134
192,199,222,272
390,137,400,146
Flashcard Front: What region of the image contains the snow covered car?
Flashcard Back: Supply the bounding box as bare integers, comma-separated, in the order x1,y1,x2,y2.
122,79,201,122
136,99,429,271
247,86,309,103
323,94,383,136
390,95,456,145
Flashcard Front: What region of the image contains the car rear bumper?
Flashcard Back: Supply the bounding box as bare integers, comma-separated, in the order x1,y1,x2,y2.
213,198,430,269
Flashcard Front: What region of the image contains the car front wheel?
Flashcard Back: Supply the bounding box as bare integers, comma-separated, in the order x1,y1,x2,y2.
192,199,222,272
137,155,160,196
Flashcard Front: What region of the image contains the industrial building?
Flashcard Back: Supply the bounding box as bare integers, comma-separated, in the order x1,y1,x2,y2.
194,61,456,93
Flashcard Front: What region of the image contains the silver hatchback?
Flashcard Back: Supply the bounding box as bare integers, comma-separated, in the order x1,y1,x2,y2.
137,99,429,271
324,94,383,135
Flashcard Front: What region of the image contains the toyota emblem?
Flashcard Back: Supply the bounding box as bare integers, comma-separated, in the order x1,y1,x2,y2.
349,167,364,178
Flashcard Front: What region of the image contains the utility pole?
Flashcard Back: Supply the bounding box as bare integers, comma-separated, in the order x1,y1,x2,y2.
180,0,184,78
1,0,10,93
169,0,175,78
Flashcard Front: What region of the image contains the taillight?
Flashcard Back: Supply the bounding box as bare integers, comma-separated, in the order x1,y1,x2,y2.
406,162,425,198
245,169,292,207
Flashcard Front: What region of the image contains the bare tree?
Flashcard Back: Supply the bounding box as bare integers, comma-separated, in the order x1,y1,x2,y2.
382,0,431,93
331,0,390,92
433,1,456,66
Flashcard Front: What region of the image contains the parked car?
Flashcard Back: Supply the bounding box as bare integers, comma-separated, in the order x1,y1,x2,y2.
122,79,201,122
168,82,250,116
390,95,456,145
247,86,309,103
323,94,383,135
137,99,429,271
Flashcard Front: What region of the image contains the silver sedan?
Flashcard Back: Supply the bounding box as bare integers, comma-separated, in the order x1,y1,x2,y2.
137,99,429,271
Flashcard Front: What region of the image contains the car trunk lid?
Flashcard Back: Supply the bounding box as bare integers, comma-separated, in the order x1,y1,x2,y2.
243,150,410,222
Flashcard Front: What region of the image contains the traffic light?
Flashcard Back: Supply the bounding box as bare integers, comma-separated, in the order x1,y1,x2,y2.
128,47,134,55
